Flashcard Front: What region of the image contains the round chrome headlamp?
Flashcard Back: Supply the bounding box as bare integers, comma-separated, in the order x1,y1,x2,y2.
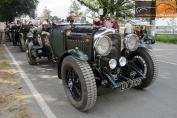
94,36,112,56
119,57,127,67
124,34,139,51
109,59,117,69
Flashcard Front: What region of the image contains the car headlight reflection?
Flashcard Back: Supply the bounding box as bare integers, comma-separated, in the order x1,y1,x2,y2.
94,36,112,56
124,34,139,51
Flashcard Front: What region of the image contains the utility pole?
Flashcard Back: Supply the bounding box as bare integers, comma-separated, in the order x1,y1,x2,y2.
150,17,156,37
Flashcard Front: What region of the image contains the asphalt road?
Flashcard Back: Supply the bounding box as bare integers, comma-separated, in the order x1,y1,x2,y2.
4,42,177,118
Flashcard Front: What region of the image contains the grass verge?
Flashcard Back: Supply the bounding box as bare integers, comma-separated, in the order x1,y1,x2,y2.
155,34,177,44
0,47,29,118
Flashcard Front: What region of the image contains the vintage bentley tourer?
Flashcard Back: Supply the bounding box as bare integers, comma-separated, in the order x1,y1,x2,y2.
26,22,158,111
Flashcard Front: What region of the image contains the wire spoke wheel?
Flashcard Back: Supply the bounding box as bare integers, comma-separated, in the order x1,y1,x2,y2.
26,46,36,65
127,48,158,89
61,56,97,111
66,68,82,101
130,56,148,78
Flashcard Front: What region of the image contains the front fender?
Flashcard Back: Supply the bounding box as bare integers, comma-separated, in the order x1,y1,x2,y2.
28,41,34,49
58,49,88,79
68,49,88,61
139,43,152,49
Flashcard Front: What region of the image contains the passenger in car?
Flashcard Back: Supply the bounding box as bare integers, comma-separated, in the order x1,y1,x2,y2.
93,16,101,27
111,16,120,32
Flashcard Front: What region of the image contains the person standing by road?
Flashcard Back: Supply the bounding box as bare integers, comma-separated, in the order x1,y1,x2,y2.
124,20,133,37
0,22,7,45
5,22,11,42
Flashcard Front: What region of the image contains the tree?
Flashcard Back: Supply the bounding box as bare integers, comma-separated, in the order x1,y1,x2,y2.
77,0,134,18
0,0,38,22
42,7,51,20
70,0,81,16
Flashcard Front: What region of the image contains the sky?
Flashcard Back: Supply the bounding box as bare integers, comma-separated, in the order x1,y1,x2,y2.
37,0,72,19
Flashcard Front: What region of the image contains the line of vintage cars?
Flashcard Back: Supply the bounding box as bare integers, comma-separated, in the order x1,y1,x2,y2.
9,20,158,112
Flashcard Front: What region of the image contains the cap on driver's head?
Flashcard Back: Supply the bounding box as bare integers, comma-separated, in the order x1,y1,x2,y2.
42,20,48,25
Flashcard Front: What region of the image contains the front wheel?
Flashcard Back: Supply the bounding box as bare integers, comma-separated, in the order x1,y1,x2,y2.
128,48,158,89
26,46,37,65
20,38,26,51
61,56,97,111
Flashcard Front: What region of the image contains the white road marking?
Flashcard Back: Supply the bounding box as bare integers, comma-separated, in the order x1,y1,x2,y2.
153,48,176,51
3,44,57,118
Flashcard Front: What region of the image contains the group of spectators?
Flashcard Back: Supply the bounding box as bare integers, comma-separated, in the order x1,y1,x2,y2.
13,20,32,44
66,11,119,32
93,16,120,31
92,15,147,39
0,11,149,45
0,20,34,45
125,21,147,39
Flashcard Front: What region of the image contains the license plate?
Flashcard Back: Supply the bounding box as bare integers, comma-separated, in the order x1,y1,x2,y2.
120,78,142,91
38,49,43,54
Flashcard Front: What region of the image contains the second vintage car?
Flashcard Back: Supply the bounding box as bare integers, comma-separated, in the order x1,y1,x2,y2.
26,21,158,112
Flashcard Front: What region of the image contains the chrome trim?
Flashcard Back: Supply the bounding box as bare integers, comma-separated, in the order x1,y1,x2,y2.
94,28,117,39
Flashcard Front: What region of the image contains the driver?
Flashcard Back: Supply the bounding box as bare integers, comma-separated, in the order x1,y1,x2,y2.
67,11,77,24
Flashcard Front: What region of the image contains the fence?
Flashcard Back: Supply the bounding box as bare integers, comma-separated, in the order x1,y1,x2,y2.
156,27,177,34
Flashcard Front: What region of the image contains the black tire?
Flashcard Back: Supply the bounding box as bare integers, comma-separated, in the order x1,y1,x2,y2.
152,39,155,44
20,38,26,52
149,40,152,44
129,48,158,89
25,40,28,51
61,56,97,111
26,47,37,65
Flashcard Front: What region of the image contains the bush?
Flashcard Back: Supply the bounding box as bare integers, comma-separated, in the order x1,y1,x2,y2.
155,34,177,44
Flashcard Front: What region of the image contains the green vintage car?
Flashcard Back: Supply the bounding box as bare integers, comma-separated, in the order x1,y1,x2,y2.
26,22,158,112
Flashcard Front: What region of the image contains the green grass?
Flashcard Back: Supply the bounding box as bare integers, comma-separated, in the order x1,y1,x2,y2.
0,47,29,118
156,34,177,44
0,47,15,82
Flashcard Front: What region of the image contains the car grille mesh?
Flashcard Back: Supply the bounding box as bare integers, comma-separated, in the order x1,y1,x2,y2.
67,39,92,57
